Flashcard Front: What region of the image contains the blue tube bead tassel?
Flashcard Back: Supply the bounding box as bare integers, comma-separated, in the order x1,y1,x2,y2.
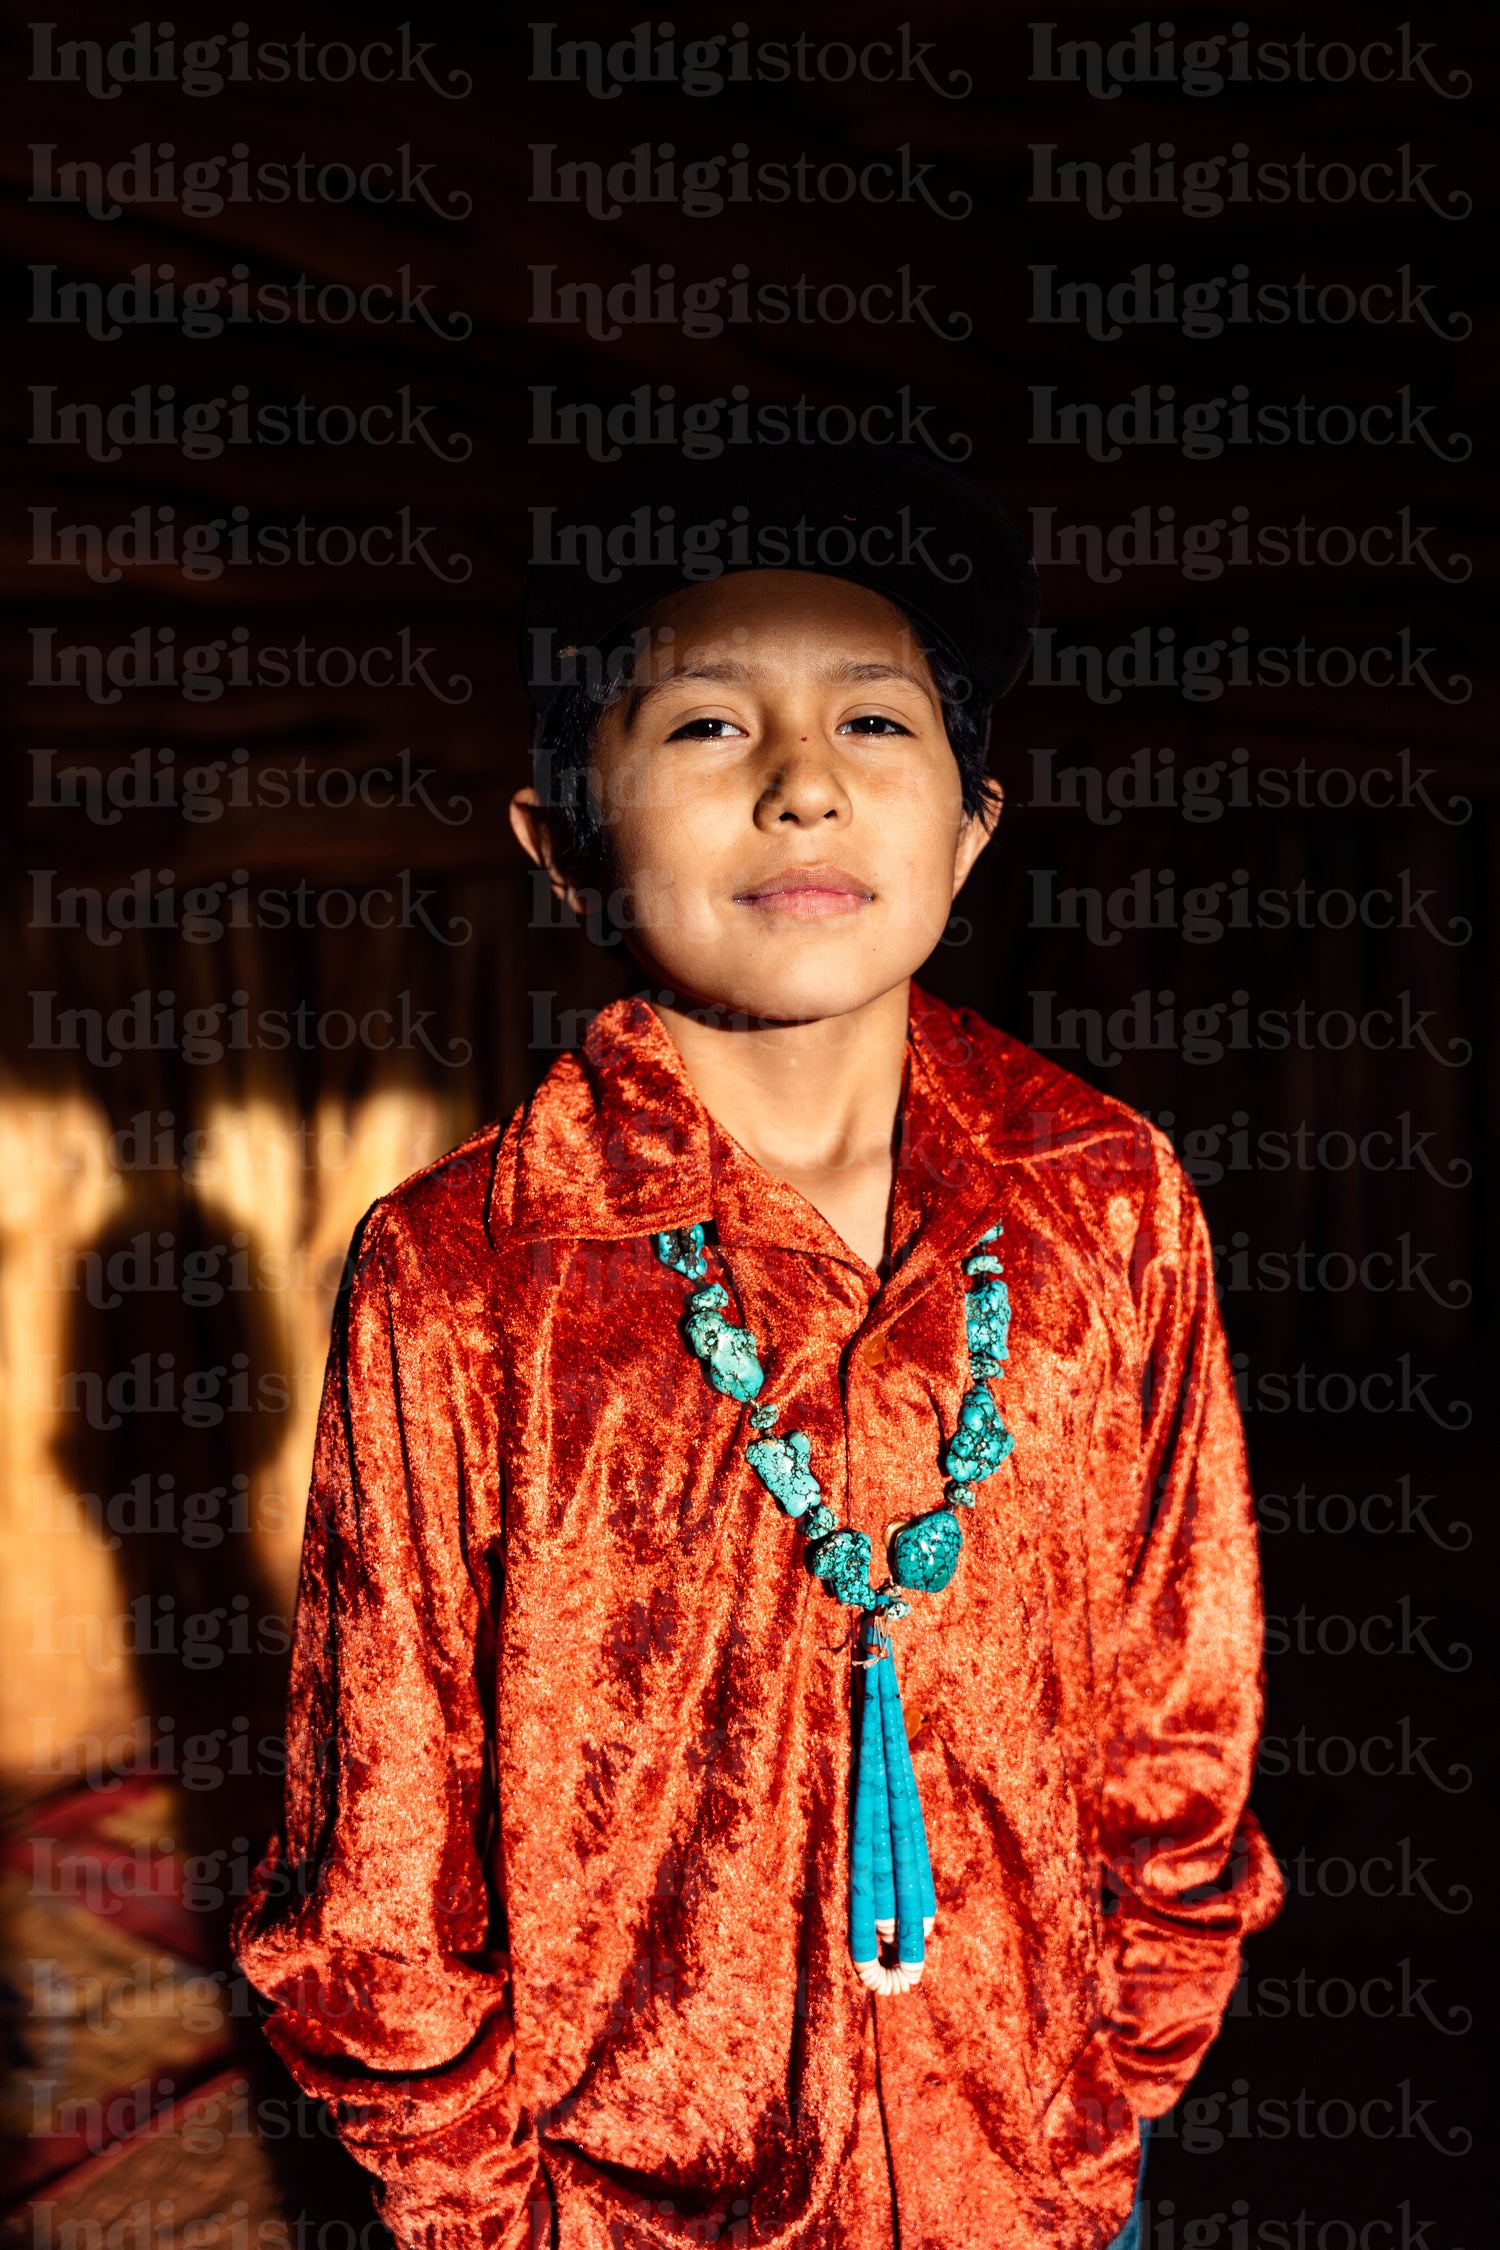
870,1707,896,1936
848,1646,892,1969
850,1636,912,1994
876,1650,928,1977
883,1655,937,1927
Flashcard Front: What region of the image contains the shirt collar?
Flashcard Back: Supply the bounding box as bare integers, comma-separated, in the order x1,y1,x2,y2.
501,987,1014,1284
503,995,713,1244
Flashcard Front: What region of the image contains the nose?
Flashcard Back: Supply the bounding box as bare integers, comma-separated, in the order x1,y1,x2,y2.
753,737,851,830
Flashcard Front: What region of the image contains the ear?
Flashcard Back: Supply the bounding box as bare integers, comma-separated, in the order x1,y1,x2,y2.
509,788,592,916
952,777,1003,894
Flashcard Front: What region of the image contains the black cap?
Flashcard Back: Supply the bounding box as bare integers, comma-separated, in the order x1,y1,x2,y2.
520,445,1038,717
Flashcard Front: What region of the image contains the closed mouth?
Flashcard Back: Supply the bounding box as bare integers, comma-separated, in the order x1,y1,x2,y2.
734,866,876,917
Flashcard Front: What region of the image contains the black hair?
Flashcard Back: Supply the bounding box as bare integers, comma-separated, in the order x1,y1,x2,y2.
531,593,994,877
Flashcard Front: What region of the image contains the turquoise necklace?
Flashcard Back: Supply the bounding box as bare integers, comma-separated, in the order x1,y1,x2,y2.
653,1220,1014,1995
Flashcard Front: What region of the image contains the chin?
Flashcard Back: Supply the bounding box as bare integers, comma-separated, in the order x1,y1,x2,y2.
659,945,922,1028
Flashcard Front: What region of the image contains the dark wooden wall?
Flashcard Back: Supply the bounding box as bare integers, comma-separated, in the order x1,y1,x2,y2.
5,2,1492,2237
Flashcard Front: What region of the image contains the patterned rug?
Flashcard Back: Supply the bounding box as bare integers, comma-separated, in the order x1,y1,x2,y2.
1,1781,385,2246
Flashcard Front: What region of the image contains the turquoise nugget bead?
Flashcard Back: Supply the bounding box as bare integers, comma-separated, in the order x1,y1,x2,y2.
942,1384,1014,1484
746,1429,821,1517
965,1275,1011,1377
682,1284,765,1402
654,1224,707,1280
889,1508,962,1594
800,1503,837,1541
808,1528,875,1607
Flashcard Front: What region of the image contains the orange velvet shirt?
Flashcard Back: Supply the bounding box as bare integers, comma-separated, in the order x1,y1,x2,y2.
233,989,1282,2250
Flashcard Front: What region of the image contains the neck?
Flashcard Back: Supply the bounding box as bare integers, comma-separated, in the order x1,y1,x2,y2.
652,983,910,1270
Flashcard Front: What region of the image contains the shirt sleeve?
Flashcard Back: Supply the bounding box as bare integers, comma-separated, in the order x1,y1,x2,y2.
231,1202,542,2250
1096,1133,1284,2118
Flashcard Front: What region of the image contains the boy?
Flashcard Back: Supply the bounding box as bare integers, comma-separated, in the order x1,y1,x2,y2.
234,449,1281,2249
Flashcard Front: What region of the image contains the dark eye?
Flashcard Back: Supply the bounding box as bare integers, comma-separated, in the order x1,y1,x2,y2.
839,715,913,737
665,717,746,741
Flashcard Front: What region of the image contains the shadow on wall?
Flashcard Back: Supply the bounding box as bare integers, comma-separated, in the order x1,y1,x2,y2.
33,1176,388,2238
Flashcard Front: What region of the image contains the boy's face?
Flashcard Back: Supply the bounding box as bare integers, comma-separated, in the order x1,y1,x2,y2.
518,570,997,1026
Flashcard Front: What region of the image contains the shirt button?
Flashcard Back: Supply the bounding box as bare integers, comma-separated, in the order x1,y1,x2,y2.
861,1334,892,1368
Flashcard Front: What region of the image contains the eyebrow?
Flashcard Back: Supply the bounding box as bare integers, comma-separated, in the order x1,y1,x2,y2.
625,655,937,724
625,661,746,725
827,659,933,692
